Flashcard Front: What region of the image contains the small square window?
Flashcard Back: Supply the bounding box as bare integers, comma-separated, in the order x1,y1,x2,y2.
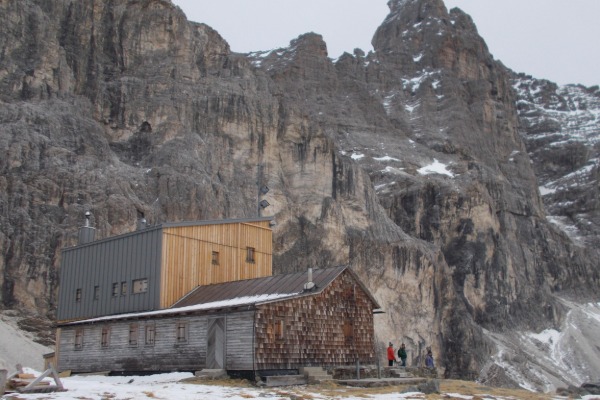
75,288,82,302
145,325,155,345
211,251,219,265
176,323,188,343
94,286,100,300
132,278,148,294
112,283,119,297
129,324,139,346
101,326,110,348
246,247,255,263
121,281,127,296
74,328,84,350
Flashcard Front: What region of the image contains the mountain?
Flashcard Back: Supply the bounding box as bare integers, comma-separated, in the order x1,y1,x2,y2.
0,0,598,390
513,75,600,249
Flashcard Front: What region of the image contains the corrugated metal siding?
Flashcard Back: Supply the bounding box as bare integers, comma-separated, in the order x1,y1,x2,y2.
56,311,256,373
56,228,163,321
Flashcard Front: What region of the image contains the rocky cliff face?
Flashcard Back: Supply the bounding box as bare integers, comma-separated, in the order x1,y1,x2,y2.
513,76,600,248
0,0,598,387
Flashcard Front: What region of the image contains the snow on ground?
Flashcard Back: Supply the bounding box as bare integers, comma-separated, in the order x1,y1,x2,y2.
481,300,600,393
374,156,401,162
5,371,424,400
546,215,585,245
7,372,307,400
417,159,454,177
401,69,440,92
10,371,600,400
539,185,557,196
3,371,579,400
2,301,599,398
0,312,52,371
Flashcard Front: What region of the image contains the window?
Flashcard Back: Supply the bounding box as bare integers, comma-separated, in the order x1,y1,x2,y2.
101,326,110,348
145,325,155,345
75,288,82,302
132,278,148,294
246,247,255,263
267,318,285,340
275,319,284,339
129,324,139,346
176,322,188,343
74,328,84,350
112,283,119,297
121,281,127,296
211,251,219,265
343,320,354,343
93,286,100,300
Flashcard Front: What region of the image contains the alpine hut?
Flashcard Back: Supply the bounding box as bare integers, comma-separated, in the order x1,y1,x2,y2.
54,217,379,378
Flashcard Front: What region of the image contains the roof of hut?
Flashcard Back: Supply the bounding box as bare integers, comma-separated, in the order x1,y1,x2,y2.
59,266,379,325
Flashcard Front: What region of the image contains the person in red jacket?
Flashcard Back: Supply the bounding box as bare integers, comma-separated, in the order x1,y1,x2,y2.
387,342,396,366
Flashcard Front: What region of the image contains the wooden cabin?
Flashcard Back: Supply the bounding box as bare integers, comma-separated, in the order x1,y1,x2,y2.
55,218,380,377
55,266,379,377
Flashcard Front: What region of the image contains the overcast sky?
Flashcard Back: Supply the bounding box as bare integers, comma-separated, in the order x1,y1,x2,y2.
172,0,599,87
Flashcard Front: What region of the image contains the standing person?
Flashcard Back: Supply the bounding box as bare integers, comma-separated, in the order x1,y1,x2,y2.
387,342,396,366
425,349,434,369
397,343,407,367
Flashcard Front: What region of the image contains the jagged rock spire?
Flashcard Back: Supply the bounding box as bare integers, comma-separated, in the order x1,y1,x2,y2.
385,0,448,20
373,0,490,81
373,0,451,56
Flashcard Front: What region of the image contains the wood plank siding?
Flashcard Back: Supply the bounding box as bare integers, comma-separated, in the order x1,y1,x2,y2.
254,270,376,370
160,222,272,308
56,311,256,373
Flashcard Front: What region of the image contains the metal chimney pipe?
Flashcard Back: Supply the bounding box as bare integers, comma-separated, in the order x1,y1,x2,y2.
78,211,96,244
304,267,315,291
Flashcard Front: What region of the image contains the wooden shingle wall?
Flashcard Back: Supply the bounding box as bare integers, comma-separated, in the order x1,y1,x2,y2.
254,270,376,370
160,221,272,308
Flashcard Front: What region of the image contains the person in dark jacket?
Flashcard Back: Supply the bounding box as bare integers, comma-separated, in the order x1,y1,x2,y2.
397,343,407,367
425,350,434,368
387,342,396,366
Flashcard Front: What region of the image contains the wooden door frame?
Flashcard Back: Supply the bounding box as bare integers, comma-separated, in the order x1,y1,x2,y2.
206,317,226,369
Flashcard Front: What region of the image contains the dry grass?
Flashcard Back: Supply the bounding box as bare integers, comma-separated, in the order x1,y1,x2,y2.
437,379,556,400
179,377,255,387
276,379,561,400
184,378,564,399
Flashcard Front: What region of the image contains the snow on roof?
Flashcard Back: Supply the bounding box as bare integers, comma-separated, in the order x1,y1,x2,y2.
63,293,299,326
63,267,366,326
